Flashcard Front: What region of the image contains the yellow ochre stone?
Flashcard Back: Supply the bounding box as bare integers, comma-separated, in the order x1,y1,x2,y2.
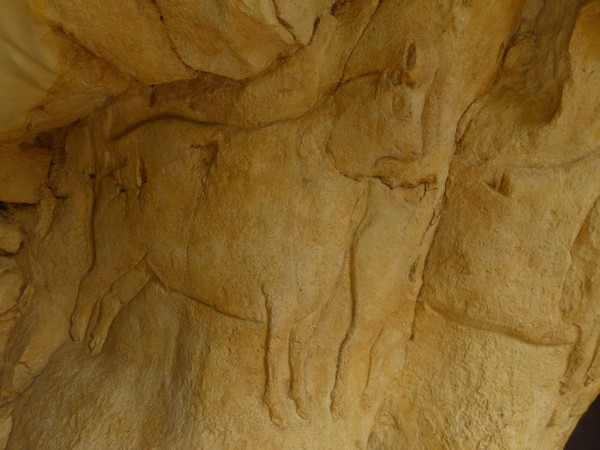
0,1,598,449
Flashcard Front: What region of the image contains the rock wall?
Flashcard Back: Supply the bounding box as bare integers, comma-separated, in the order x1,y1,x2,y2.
0,0,598,448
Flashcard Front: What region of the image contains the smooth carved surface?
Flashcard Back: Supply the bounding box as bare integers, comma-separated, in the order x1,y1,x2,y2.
0,0,598,449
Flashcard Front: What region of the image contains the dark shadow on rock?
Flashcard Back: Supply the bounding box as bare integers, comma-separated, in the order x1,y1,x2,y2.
565,394,600,450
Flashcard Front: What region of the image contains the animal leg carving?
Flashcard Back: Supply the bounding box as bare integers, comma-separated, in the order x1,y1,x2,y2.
332,182,421,417
585,332,600,386
289,313,318,420
71,265,123,342
561,325,593,393
361,322,398,410
88,260,152,353
331,315,380,417
560,197,600,392
262,287,294,426
330,327,355,417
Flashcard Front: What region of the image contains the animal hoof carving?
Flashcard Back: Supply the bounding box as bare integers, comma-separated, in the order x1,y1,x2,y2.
330,386,345,418
69,313,87,342
88,331,105,355
264,387,286,427
290,389,312,420
361,390,377,411
585,366,599,387
559,378,575,395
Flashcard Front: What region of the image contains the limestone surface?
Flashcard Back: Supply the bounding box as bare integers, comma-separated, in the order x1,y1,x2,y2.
0,0,598,449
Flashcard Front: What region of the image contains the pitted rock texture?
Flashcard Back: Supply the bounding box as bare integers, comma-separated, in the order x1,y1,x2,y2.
0,0,598,449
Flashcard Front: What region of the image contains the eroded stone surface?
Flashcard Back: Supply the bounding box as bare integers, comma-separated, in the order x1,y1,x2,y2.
0,0,598,449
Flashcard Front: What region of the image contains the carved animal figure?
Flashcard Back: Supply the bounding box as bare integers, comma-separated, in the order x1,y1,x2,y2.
326,65,441,415
69,112,367,425
560,196,600,392
71,67,440,424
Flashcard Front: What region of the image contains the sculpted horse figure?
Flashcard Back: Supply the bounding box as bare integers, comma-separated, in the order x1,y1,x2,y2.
70,59,439,424
70,112,369,425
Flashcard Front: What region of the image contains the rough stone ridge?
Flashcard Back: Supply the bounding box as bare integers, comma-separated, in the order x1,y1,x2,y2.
0,0,598,448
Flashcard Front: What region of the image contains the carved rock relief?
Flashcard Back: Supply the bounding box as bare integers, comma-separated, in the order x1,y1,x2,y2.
0,0,598,448
68,80,442,425
69,108,364,425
